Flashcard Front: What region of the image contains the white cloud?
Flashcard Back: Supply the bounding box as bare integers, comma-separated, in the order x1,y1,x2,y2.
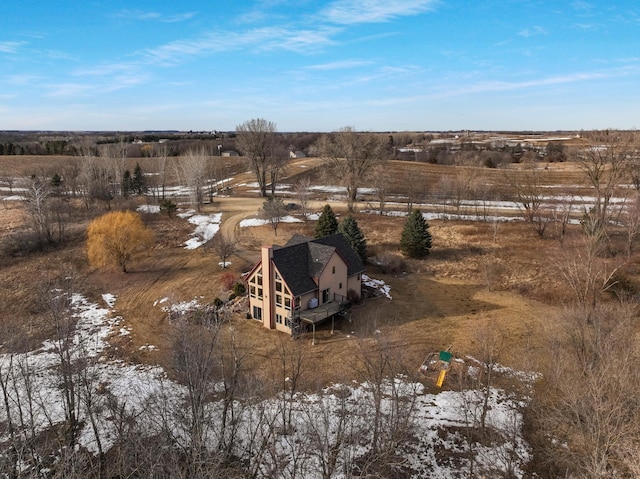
113,9,196,23
305,59,373,70
518,26,548,37
141,26,339,65
0,41,26,53
321,0,437,25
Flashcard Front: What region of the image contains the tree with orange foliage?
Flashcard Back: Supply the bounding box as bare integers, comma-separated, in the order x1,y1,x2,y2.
87,210,154,272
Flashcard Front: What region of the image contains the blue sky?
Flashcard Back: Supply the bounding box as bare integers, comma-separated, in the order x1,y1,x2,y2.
1,1,639,132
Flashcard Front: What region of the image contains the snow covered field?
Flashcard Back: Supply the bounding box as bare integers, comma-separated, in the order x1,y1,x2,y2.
0,291,533,477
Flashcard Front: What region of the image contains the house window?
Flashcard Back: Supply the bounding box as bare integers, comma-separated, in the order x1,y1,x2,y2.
250,285,256,297
275,281,282,292
257,275,262,286
284,297,291,310
276,294,282,307
257,288,263,299
275,271,281,280
249,276,255,284
294,297,300,310
322,288,330,303
284,286,290,295
276,314,283,324
252,306,262,320
332,266,335,274
339,282,343,290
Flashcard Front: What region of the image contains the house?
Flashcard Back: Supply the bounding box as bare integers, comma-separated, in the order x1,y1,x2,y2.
246,233,365,335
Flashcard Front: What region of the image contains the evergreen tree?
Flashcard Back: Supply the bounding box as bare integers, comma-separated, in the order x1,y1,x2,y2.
338,215,367,262
122,170,131,197
131,162,147,195
400,209,432,258
315,204,339,238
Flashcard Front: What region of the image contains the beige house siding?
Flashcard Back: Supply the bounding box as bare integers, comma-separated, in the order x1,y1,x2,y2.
317,252,348,303
347,274,362,299
248,239,364,335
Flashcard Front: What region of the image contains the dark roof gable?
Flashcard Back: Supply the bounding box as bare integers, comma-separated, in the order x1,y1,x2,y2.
312,233,366,277
271,233,365,297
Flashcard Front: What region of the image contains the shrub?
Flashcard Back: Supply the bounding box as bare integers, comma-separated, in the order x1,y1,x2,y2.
233,281,246,296
228,293,237,301
213,297,223,308
221,271,236,290
159,199,177,216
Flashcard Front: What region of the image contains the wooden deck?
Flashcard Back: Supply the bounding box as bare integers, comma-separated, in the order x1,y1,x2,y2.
299,301,345,325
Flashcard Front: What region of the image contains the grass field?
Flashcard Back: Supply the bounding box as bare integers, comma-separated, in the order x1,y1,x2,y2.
3,154,619,390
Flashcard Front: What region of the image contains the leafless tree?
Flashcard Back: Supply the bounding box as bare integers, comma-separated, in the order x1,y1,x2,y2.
552,196,575,246
293,176,311,221
577,130,636,234
372,164,390,215
210,231,237,268
170,319,223,476
175,149,208,211
236,118,279,198
620,194,640,257
267,142,289,198
505,167,551,237
23,175,54,244
558,227,619,309
316,127,388,212
530,303,640,478
62,158,82,198
80,155,114,210
259,197,288,236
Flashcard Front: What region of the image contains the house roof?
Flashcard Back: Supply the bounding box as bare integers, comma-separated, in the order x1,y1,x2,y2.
270,233,365,297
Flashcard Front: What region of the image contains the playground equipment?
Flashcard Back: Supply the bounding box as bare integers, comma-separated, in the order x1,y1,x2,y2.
420,349,453,388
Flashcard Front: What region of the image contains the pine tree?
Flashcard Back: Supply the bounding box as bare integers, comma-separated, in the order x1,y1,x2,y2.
315,204,339,238
338,215,367,262
132,162,147,195
400,209,432,258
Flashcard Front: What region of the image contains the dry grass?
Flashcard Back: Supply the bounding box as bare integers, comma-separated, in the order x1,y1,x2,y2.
1,156,636,388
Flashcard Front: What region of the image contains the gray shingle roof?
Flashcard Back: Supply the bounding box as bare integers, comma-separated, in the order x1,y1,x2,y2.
271,233,365,297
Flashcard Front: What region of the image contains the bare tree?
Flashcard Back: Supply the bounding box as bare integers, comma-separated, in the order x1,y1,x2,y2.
80,155,114,210
267,142,289,198
577,130,636,234
175,149,208,211
316,127,388,212
557,231,619,309
620,194,640,257
506,167,551,237
210,231,236,268
530,303,640,478
258,197,288,236
23,175,54,244
372,164,390,215
236,118,278,197
293,176,311,222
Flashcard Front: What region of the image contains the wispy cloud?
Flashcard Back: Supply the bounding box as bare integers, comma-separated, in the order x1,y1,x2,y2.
321,0,437,25
0,41,26,54
305,59,373,70
437,67,639,98
113,9,196,23
518,26,548,37
141,26,339,65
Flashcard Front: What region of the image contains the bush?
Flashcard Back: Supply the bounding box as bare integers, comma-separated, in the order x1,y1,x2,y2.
233,281,246,296
159,199,177,216
375,254,408,275
213,297,223,308
221,271,236,290
347,288,361,303
228,293,237,301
